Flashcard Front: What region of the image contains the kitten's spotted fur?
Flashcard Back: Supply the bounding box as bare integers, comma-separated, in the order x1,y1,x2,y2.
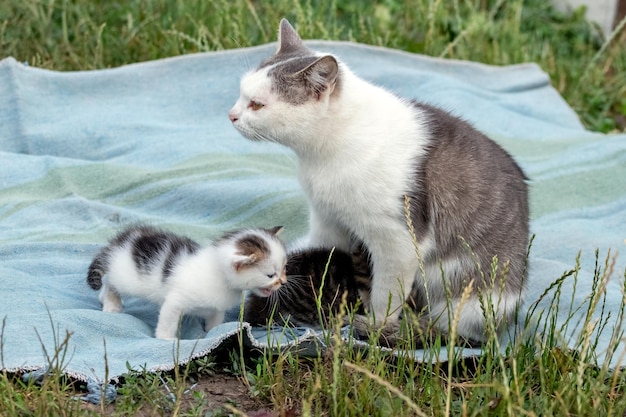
87,225,287,339
244,246,370,328
229,20,529,346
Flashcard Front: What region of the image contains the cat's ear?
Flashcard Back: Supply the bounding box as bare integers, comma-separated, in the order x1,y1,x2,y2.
277,19,304,54
297,55,339,99
268,226,284,236
232,253,259,272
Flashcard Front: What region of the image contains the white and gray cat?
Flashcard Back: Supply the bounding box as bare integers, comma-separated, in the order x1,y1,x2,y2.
87,225,287,339
229,19,529,346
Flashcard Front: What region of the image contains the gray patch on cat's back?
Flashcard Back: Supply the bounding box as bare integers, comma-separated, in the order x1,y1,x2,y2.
161,237,201,279
112,225,199,280
407,101,529,297
132,235,169,273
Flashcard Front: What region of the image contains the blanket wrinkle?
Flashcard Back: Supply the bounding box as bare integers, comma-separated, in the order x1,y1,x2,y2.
0,42,624,397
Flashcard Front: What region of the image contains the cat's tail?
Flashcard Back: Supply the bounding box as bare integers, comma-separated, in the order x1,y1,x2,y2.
87,251,108,290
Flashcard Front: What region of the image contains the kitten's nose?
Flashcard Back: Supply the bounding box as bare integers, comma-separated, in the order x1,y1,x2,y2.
228,110,238,123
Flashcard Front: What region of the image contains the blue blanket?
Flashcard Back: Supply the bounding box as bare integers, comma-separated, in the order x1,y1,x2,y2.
1,42,625,390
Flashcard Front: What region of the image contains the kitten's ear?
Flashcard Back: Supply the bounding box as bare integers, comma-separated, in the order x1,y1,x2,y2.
268,226,284,236
297,55,339,99
232,253,259,272
277,19,304,54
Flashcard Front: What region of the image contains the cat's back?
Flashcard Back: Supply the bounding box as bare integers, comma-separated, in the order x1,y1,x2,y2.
409,102,529,286
416,103,526,179
414,102,528,212
105,225,201,297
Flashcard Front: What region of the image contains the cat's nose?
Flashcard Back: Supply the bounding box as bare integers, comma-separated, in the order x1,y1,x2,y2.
228,110,238,123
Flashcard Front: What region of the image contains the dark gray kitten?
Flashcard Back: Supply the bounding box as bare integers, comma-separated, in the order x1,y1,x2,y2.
87,225,287,339
230,19,529,346
244,246,370,328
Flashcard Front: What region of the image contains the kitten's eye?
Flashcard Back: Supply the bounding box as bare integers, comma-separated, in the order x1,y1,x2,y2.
266,273,276,279
248,100,264,111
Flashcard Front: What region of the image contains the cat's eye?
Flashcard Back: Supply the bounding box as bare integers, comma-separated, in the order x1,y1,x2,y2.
248,100,264,111
266,273,276,279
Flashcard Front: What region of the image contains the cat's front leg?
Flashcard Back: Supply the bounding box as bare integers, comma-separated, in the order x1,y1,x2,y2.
296,207,351,251
352,247,419,347
367,239,419,325
155,299,184,340
203,310,225,333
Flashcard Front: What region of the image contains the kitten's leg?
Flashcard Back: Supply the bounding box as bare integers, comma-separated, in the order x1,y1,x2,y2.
99,283,123,313
155,299,184,340
203,310,225,332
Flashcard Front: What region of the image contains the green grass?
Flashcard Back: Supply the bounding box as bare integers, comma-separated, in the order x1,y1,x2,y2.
0,0,625,132
1,251,626,416
240,250,626,416
1,1,626,416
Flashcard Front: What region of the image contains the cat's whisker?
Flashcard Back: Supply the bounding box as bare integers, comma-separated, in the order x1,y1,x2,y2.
232,46,252,72
286,274,310,283
257,132,281,145
265,289,278,309
285,279,310,293
283,152,298,169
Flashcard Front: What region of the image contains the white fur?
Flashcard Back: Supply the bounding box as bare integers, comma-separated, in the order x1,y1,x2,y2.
229,20,529,343
231,62,432,325
98,231,287,339
428,290,522,342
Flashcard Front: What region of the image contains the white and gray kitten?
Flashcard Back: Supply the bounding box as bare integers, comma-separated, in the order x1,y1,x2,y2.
229,19,529,346
87,225,287,339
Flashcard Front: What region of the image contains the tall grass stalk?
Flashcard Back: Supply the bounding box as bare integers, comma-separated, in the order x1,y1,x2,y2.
247,250,626,416
1,250,624,415
1,1,626,415
445,280,474,416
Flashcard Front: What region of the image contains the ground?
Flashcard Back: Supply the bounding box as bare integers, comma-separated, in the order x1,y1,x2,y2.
181,371,275,416
79,350,298,417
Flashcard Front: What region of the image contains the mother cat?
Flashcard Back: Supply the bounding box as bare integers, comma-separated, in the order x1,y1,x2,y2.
229,19,529,345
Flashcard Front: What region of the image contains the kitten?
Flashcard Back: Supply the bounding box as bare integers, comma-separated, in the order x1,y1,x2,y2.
87,225,287,339
243,246,371,328
229,19,529,346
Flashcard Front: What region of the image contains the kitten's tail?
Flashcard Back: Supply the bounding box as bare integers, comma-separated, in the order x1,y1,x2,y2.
87,251,108,290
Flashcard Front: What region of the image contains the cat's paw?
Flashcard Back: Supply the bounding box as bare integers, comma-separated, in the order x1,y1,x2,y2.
350,315,401,348
203,311,225,332
99,288,122,313
351,314,371,340
352,313,456,349
101,304,122,313
154,330,178,340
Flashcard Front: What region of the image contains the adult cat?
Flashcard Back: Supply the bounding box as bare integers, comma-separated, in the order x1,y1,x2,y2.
229,19,529,345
